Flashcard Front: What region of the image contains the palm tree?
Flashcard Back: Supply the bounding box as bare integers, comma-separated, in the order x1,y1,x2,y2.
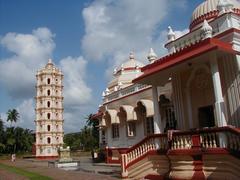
85,114,93,126
7,109,20,127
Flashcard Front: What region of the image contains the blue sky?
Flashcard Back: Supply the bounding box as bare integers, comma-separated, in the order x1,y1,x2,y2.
0,0,202,132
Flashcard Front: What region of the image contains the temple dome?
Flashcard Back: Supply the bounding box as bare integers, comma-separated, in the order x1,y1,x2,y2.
120,52,144,69
106,52,144,93
190,0,240,30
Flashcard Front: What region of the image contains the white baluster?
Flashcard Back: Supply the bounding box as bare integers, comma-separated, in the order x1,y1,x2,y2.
180,136,184,149
212,133,217,148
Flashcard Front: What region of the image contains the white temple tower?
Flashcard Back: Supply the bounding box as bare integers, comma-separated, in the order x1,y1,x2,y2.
35,59,64,158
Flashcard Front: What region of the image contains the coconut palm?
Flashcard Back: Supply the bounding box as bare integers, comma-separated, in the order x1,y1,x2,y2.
7,109,19,127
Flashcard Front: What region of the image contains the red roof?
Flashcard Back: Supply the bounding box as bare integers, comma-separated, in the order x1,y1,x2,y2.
134,38,238,83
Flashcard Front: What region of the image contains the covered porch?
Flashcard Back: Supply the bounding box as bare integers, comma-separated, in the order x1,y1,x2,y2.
134,38,240,132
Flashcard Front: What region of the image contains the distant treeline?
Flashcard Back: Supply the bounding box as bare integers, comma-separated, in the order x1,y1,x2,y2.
64,114,99,151
0,109,34,154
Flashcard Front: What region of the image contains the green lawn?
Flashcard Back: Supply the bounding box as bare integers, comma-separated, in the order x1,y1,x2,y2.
0,163,52,180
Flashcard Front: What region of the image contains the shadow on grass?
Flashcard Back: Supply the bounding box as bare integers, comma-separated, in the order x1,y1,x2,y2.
0,163,52,180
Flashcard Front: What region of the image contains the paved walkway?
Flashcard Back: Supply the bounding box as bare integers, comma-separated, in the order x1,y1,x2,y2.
0,158,120,180
0,168,28,180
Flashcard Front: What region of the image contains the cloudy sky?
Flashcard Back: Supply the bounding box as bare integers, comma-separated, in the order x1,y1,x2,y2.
0,0,203,133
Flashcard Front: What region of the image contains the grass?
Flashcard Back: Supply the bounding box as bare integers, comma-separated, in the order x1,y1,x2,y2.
0,163,52,180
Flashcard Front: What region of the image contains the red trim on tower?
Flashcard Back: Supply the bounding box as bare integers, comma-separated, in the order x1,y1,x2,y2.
133,38,237,83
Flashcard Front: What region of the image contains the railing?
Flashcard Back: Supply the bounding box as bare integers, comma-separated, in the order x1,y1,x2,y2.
165,12,238,54
103,84,151,104
119,126,240,178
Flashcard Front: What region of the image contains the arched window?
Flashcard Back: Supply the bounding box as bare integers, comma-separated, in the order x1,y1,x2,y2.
47,113,51,119
47,78,51,84
47,90,50,96
47,137,51,144
47,101,50,107
47,125,50,131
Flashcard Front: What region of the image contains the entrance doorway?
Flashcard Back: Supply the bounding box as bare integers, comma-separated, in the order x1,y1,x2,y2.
198,105,215,128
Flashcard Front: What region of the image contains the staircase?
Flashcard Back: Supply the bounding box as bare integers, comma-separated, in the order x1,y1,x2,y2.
119,126,240,180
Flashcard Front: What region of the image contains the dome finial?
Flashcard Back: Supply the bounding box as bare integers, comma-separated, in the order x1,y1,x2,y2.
48,58,53,64
201,20,213,40
147,48,157,63
167,26,176,42
105,88,110,95
129,51,135,61
102,91,106,97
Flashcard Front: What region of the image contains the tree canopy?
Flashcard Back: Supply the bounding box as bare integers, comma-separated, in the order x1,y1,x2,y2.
64,114,99,151
7,109,20,127
0,110,34,155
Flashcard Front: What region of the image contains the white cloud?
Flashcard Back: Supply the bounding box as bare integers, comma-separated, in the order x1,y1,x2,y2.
16,99,35,129
60,56,92,108
0,99,35,129
81,0,187,78
0,27,55,99
175,29,189,39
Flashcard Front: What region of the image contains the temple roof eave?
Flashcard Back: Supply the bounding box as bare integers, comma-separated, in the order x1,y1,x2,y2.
133,37,239,85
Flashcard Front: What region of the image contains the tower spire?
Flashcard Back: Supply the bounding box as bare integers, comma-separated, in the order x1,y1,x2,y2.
147,48,157,63
129,52,135,61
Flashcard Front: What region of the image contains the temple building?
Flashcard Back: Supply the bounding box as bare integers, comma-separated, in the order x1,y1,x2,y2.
35,59,64,158
92,0,240,179
95,51,172,163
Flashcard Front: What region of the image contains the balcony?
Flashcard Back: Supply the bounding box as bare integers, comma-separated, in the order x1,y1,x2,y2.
103,84,151,104
119,126,240,179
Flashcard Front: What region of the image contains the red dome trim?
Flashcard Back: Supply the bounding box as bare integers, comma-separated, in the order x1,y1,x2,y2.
190,9,240,31
190,10,219,31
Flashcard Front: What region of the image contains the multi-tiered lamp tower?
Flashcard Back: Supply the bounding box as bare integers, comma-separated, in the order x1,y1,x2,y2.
35,59,64,158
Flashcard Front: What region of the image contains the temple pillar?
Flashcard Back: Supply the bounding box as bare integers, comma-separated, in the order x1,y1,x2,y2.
210,54,227,147
186,90,193,129
210,54,227,127
172,73,186,130
99,127,102,146
236,55,240,71
152,85,162,134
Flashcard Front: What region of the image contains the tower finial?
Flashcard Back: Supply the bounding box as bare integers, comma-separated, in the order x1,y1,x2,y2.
129,52,135,61
201,20,213,40
147,48,157,63
48,58,53,64
167,26,176,42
